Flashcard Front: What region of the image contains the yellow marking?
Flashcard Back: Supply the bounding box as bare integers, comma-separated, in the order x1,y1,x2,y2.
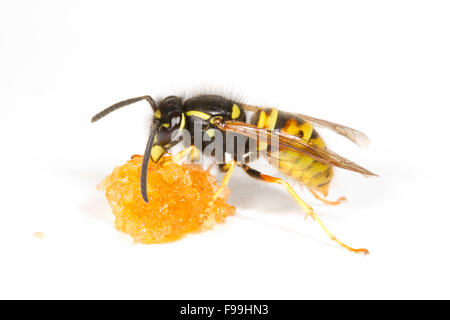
205,129,215,138
289,157,316,179
255,109,278,151
309,168,333,196
283,119,303,136
301,161,329,181
151,145,165,162
266,109,278,130
257,110,267,128
282,118,313,141
295,156,315,170
231,104,241,119
297,121,314,140
179,113,185,131
154,109,161,119
279,150,301,161
290,168,304,179
186,110,211,120
279,160,294,171
161,123,169,128
294,161,330,187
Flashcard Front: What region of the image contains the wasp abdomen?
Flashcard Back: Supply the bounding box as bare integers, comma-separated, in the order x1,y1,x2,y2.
251,108,333,196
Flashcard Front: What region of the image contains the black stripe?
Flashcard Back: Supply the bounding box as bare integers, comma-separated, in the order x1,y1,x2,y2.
274,111,305,130
317,180,330,188
242,164,263,180
310,130,319,140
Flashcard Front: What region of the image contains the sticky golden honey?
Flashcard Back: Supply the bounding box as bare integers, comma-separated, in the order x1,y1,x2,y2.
98,155,235,243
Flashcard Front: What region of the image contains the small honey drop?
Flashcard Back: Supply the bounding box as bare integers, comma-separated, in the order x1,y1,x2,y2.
33,232,46,239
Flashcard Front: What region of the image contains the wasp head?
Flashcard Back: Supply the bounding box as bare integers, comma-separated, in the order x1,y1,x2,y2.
150,96,185,162
91,94,187,203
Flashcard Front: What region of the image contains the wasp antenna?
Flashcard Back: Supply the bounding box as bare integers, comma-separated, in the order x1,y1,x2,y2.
91,95,157,123
140,120,159,203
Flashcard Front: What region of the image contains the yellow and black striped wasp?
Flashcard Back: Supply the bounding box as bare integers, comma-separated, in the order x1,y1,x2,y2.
92,94,377,254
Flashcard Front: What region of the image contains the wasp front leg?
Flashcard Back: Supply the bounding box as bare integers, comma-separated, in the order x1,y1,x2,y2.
166,145,200,164
240,164,368,255
209,161,237,203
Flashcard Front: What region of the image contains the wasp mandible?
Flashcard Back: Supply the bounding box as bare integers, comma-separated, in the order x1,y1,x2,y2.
92,94,377,254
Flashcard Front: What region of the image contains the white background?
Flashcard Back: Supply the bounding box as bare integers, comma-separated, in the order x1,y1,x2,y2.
1,0,449,299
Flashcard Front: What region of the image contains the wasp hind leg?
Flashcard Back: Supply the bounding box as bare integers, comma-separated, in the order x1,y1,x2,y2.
308,188,347,206
240,164,368,255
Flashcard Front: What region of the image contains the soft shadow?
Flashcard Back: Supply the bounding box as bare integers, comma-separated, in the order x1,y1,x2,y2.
81,195,112,223
55,165,113,222
226,173,302,214
235,214,335,249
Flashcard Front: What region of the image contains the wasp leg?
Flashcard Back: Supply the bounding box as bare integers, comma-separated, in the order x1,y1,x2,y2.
240,164,369,255
308,188,347,206
210,161,237,202
167,145,200,164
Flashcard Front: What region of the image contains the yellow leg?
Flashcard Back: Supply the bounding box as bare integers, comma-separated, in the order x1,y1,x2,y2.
309,188,347,206
166,145,200,165
210,161,236,202
241,164,368,255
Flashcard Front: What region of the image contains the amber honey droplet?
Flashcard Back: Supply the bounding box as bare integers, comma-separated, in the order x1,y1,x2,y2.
98,155,235,243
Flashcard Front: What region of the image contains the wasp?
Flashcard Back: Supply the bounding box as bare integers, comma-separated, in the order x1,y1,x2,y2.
92,94,377,254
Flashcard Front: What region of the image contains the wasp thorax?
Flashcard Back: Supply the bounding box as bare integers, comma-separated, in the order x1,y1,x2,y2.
159,96,183,114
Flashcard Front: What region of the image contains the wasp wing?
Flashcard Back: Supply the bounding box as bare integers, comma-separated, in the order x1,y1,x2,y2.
293,113,370,148
215,119,377,177
242,104,370,148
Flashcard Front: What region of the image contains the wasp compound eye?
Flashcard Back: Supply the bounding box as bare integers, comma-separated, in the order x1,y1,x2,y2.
157,127,173,146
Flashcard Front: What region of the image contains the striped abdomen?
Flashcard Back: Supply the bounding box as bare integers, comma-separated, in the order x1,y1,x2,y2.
250,108,333,196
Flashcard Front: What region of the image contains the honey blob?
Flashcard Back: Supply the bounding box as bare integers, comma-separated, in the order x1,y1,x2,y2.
98,155,235,243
